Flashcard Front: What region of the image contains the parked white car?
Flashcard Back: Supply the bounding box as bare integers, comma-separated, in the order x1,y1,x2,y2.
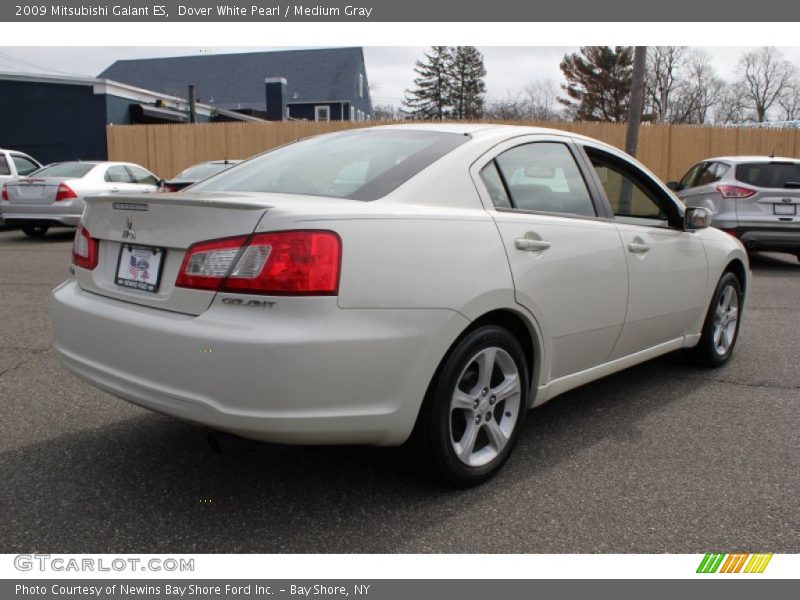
1,161,160,237
0,148,42,180
51,125,749,486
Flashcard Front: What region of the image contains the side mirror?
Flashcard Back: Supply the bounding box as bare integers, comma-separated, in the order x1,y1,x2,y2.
685,206,712,231
666,181,681,191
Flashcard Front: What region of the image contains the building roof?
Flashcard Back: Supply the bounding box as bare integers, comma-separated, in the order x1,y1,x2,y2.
0,71,263,122
98,47,368,110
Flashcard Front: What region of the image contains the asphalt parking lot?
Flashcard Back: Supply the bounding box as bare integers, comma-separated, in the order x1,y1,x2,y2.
0,226,798,553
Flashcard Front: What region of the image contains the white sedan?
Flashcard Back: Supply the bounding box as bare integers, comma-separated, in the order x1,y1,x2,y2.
51,125,749,487
1,161,161,237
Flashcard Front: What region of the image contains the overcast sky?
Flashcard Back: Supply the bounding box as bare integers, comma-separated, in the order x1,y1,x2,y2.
2,46,799,107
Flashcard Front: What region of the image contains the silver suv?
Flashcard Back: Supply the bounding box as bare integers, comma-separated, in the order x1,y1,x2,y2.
669,156,800,262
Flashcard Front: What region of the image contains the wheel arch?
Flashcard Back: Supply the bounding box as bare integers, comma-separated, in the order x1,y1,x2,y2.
723,257,748,295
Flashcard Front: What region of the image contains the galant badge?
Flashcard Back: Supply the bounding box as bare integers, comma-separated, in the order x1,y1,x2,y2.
122,215,136,240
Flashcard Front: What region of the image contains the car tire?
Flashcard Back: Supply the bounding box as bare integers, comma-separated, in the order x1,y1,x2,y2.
686,272,743,368
21,224,49,238
411,325,528,488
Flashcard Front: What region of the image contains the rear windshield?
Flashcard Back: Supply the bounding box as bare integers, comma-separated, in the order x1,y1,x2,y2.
191,129,470,201
735,162,800,188
174,162,237,182
32,163,95,178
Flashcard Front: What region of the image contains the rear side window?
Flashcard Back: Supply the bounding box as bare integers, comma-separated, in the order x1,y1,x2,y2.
105,166,134,183
695,162,723,186
191,130,470,201
492,142,596,217
735,162,800,188
127,165,159,185
0,155,10,176
11,154,40,176
479,162,512,208
34,163,95,178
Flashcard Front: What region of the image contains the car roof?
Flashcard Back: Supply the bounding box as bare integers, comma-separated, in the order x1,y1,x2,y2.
701,156,800,164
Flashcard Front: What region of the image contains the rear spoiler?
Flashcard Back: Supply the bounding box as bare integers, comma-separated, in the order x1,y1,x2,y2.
84,193,274,211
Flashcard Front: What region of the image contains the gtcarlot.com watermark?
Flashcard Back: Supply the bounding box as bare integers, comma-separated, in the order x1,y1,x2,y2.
14,554,195,573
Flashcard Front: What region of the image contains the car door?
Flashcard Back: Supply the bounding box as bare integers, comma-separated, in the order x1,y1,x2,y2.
579,143,708,359
472,136,629,381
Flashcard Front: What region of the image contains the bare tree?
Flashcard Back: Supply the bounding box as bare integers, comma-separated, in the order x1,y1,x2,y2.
712,83,747,124
778,80,800,121
484,79,562,121
645,46,689,123
373,104,400,120
484,92,529,119
523,79,561,120
736,46,795,122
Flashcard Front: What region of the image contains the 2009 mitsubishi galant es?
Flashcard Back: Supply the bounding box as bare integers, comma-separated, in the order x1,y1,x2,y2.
51,125,749,486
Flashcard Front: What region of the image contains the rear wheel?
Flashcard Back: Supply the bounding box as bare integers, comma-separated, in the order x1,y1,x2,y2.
412,325,528,488
21,224,49,238
687,272,743,367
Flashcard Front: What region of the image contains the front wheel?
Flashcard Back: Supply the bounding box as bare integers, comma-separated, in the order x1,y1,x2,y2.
687,272,743,368
21,224,49,238
412,325,528,488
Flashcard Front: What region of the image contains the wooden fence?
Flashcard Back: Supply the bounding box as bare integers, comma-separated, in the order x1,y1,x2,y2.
107,119,800,181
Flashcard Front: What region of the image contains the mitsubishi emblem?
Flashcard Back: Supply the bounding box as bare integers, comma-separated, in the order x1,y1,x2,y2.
122,215,136,240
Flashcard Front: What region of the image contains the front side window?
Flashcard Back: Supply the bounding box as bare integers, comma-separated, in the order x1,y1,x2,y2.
679,163,702,189
587,149,672,227
191,129,470,201
491,142,596,217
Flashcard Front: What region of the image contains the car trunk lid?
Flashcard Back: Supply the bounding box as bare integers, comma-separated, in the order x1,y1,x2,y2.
75,193,274,315
5,177,73,205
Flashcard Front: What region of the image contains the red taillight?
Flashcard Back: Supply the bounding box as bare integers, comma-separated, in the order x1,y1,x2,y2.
719,229,739,237
55,183,78,202
717,185,755,199
1,184,7,201
72,225,98,270
176,230,341,295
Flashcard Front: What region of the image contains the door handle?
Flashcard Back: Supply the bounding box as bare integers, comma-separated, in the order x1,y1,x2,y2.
514,238,552,252
627,242,651,254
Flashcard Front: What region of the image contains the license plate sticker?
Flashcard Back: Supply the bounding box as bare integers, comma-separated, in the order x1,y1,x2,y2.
115,244,165,293
774,203,797,215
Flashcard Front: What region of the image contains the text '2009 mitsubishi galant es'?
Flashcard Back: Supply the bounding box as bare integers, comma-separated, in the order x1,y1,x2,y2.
51,125,749,487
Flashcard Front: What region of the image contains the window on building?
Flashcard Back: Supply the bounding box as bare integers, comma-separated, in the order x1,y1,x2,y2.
315,105,331,122
358,73,364,98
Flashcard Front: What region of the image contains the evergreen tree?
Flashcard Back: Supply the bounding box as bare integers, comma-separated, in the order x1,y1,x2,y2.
559,46,634,122
403,46,453,120
450,46,487,119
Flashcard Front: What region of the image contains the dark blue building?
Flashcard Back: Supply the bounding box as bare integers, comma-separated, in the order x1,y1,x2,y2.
0,72,259,165
99,47,374,122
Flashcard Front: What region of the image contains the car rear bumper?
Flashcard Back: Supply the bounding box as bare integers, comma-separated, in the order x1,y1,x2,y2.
51,280,467,446
729,224,800,251
0,201,81,226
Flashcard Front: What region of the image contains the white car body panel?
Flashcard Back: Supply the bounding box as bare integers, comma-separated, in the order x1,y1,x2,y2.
50,125,750,446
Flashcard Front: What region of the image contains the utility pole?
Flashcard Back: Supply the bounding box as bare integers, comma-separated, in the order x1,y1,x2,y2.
188,85,197,124
625,46,647,156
